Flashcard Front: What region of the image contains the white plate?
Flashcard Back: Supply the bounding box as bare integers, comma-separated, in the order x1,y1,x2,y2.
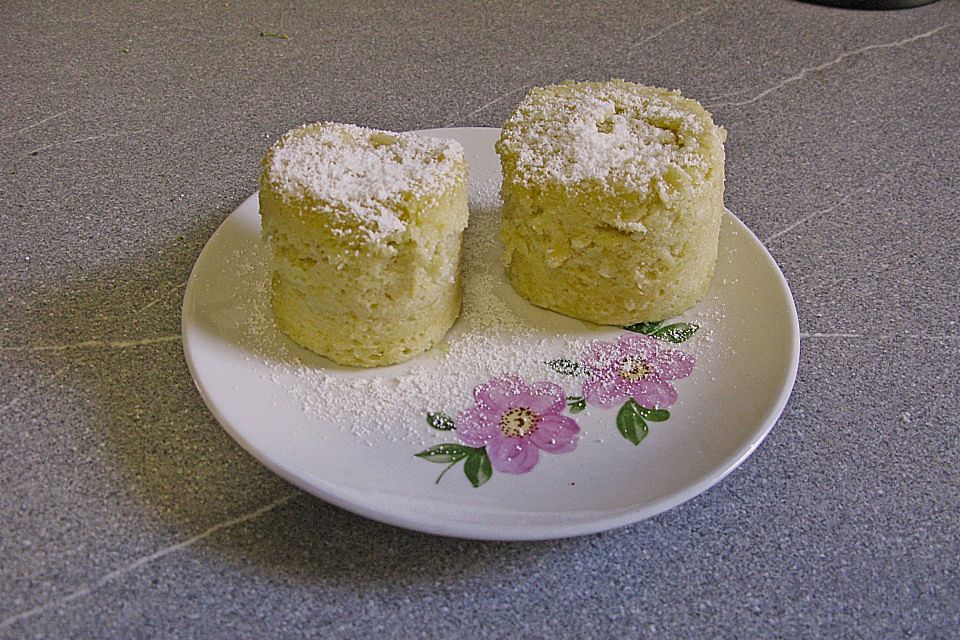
182,127,799,541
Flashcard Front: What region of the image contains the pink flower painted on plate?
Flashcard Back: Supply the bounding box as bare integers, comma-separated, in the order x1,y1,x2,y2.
581,333,696,410
456,374,580,474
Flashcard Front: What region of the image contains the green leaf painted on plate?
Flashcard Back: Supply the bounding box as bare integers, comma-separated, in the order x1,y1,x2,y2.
547,358,584,376
636,406,670,422
651,322,699,343
566,396,587,414
624,321,664,335
616,399,649,446
414,444,472,463
464,448,493,487
426,412,456,431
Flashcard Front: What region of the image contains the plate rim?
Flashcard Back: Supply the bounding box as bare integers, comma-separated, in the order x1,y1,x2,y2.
182,126,800,541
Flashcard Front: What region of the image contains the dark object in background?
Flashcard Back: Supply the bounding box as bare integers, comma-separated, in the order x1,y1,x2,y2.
803,0,940,8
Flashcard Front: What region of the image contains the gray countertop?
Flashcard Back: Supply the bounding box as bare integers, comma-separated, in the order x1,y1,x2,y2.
2,1,958,637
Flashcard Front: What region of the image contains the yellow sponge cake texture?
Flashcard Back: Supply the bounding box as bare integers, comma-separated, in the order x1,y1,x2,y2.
259,123,468,367
496,80,726,325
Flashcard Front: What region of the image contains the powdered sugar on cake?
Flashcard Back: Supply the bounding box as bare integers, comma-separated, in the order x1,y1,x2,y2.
261,122,463,245
497,80,720,200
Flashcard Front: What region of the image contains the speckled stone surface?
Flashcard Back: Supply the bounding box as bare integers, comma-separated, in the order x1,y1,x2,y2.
2,1,958,637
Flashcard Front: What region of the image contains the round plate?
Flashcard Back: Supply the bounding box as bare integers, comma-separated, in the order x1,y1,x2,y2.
182,127,799,541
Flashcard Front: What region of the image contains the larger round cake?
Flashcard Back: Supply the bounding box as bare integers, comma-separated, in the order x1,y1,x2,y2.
259,123,468,367
496,80,726,325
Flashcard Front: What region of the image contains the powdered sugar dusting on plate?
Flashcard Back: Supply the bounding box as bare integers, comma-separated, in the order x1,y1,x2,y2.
235,174,601,446
224,164,721,448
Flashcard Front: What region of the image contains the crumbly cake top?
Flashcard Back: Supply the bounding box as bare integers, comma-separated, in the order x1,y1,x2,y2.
261,122,463,244
497,80,723,200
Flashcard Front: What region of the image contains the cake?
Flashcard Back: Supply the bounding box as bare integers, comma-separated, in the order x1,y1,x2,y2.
496,80,726,325
259,123,468,367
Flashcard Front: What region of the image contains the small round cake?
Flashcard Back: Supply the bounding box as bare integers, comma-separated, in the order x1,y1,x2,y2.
496,80,726,325
259,123,468,367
